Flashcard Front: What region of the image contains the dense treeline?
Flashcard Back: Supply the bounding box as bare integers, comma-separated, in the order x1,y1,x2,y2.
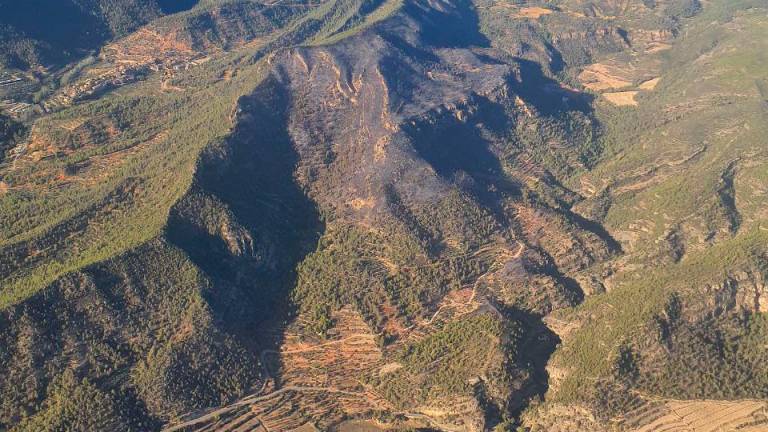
0,240,260,430
369,314,523,409
0,0,163,68
0,113,25,162
0,1,411,429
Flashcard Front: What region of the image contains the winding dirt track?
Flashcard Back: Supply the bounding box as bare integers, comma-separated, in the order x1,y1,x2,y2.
162,239,524,432
163,382,369,432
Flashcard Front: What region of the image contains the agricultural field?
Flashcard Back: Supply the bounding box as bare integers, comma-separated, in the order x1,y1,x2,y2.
1,0,767,430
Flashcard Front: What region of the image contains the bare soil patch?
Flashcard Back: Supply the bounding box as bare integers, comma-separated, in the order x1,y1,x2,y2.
628,399,768,432
514,7,554,19
638,77,661,90
603,91,639,106
579,63,633,91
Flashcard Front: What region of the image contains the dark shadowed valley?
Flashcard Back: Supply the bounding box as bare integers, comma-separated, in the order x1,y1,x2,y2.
1,0,767,431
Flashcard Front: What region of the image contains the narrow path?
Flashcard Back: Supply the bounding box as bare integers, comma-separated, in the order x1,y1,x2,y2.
164,241,528,432
163,385,368,432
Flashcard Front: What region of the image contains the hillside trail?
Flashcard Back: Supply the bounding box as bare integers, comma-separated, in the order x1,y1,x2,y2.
163,241,529,432
424,242,526,325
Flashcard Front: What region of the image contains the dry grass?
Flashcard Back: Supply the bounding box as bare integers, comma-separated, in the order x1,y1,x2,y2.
638,77,661,90
645,42,673,53
603,91,639,106
627,400,768,432
578,63,634,91
514,7,554,19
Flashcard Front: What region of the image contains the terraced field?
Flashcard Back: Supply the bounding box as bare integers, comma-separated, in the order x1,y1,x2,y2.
626,400,768,432
165,280,510,432
3,0,768,430
164,307,391,431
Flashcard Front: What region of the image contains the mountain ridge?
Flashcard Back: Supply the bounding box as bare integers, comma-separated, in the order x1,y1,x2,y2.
1,0,768,430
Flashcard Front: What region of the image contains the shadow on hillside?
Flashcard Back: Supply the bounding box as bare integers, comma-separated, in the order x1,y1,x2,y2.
158,0,198,14
166,76,322,385
403,0,490,48
499,304,561,423
510,58,594,116
403,95,509,188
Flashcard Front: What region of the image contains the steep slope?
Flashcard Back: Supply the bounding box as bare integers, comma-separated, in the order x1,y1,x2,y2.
0,0,405,429
519,0,768,430
0,0,169,69
1,0,617,430
1,0,767,430
161,0,619,429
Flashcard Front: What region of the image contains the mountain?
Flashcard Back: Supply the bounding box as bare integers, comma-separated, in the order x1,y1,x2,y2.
0,0,174,69
0,0,767,431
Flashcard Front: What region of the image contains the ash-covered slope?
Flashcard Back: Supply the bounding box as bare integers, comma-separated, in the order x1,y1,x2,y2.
270,0,616,325
1,0,618,430
160,1,768,429
161,0,618,430
3,0,766,430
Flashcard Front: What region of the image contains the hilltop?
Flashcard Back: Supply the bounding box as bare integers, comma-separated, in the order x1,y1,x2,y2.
1,0,767,431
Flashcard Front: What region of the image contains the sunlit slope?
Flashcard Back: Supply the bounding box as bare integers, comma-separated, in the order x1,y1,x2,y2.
1,0,767,430
0,1,407,429
0,0,404,309
528,1,768,429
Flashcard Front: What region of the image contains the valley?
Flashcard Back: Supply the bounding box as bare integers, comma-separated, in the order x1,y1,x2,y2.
1,0,767,431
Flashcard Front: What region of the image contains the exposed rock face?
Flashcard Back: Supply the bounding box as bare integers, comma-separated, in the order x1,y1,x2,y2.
4,0,766,430
0,1,621,428
176,1,615,428
702,268,768,316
